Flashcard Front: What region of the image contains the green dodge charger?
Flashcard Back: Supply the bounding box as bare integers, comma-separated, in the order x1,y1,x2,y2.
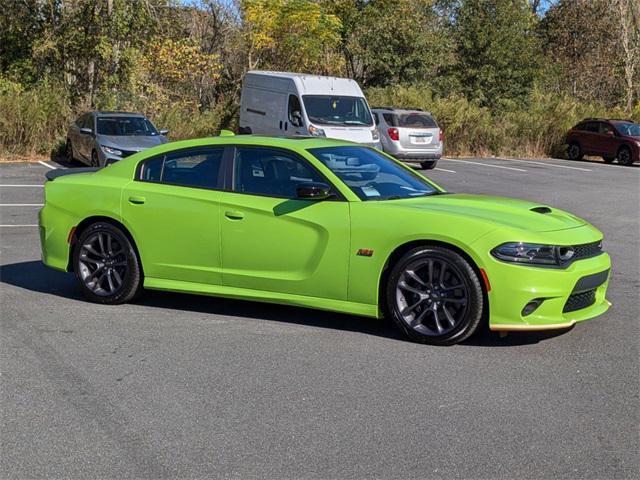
39,135,611,345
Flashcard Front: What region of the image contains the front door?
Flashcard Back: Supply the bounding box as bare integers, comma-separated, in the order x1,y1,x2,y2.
121,146,226,285
220,146,350,300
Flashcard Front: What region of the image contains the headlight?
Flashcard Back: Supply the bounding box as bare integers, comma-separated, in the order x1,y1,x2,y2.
308,124,325,137
101,145,122,156
491,242,575,266
371,128,380,141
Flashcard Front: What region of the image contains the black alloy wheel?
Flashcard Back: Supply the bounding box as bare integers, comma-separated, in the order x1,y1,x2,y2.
385,246,484,345
73,222,142,304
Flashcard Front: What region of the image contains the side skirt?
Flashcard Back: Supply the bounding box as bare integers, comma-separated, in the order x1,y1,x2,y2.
144,277,379,318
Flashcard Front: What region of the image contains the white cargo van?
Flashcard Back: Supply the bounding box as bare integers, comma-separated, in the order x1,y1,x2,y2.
239,71,381,148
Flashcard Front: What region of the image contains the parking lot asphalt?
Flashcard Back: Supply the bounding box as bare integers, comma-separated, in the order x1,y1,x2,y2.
1,157,638,479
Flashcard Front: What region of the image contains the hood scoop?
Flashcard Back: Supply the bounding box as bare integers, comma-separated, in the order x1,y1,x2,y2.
530,206,552,214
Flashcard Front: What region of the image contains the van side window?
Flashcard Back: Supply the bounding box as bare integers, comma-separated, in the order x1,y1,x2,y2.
137,147,224,189
288,95,303,127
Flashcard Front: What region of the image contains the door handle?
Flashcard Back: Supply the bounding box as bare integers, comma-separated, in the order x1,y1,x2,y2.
128,195,145,205
225,210,244,220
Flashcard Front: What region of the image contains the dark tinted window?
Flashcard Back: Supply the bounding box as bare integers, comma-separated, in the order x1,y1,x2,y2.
234,147,325,198
382,113,395,125
599,123,614,135
372,112,379,125
397,113,437,128
585,122,599,132
138,148,223,189
288,95,302,126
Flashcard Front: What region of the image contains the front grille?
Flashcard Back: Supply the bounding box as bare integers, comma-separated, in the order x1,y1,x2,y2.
572,241,602,261
563,289,596,313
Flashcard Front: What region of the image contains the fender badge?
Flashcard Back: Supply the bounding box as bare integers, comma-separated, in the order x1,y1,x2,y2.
357,249,374,257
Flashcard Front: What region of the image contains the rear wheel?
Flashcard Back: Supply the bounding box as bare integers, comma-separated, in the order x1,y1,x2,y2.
420,160,437,170
73,222,142,304
384,246,484,345
617,146,634,166
567,142,583,161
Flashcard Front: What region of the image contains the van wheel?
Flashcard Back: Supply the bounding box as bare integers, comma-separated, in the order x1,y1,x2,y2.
238,126,252,135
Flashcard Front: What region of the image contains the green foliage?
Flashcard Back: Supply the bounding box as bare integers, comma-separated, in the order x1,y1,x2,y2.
452,0,541,108
0,0,637,159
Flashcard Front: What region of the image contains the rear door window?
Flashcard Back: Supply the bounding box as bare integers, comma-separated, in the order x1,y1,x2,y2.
599,123,614,135
137,147,224,190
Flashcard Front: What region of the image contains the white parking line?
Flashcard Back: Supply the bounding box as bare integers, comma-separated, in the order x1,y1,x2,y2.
442,158,527,172
0,203,43,207
495,157,592,172
435,167,456,173
37,160,56,169
0,184,43,187
0,224,38,227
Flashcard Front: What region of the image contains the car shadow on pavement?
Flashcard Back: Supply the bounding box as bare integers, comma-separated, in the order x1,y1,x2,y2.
1,260,570,347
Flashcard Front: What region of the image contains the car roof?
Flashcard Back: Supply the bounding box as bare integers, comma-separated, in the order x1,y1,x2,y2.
371,107,432,115
94,111,145,117
580,118,635,124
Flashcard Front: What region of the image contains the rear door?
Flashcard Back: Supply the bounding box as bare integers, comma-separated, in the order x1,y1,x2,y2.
121,146,227,285
219,145,350,300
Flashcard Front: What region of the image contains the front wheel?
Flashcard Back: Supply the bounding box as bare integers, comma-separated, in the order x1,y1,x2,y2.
73,222,142,304
617,146,634,166
91,150,100,167
384,246,484,345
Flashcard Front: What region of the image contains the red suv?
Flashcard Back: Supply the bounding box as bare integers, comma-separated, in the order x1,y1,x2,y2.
566,118,640,166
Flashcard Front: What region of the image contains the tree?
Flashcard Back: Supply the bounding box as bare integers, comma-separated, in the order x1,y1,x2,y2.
328,0,454,88
452,0,541,107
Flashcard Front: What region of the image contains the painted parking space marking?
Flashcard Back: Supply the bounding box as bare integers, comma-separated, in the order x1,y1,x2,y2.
0,224,38,227
37,160,57,169
495,157,592,172
0,203,44,207
435,167,456,173
442,158,527,172
0,185,44,187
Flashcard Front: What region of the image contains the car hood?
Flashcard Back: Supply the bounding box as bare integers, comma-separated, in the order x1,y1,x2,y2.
97,135,167,150
393,193,587,232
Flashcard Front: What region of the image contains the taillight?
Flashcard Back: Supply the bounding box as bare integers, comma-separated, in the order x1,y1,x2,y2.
388,127,399,141
439,129,444,142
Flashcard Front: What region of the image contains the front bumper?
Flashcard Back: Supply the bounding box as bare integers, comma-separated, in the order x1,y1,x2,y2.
484,251,611,331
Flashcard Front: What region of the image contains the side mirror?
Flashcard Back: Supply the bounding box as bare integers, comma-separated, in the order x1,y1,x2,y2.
159,128,169,135
296,182,332,200
80,127,93,135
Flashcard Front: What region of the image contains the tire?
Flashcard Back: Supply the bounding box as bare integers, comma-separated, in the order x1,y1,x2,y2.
420,160,437,170
603,156,615,164
66,139,75,163
384,246,484,345
90,150,100,167
617,146,634,166
567,142,583,161
73,222,142,305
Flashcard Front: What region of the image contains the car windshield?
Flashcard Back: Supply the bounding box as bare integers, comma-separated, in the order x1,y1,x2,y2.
97,116,159,136
615,123,640,137
308,146,440,200
303,96,373,127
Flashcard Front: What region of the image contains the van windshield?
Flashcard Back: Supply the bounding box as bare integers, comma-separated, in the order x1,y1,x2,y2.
303,95,373,127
